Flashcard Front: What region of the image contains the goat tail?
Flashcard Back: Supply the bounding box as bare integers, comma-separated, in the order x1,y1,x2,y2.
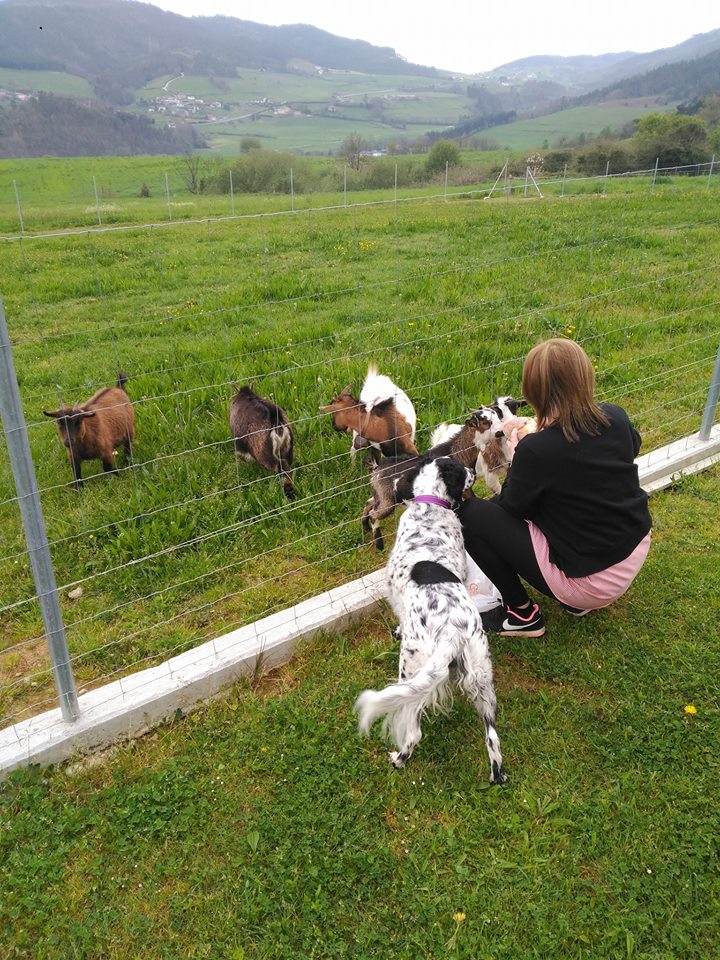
355,648,452,747
116,371,130,391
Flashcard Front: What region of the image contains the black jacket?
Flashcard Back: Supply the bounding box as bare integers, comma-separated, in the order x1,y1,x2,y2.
498,403,652,576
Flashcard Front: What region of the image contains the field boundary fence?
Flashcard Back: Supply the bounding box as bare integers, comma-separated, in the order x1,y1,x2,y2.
1,170,720,773
1,160,718,239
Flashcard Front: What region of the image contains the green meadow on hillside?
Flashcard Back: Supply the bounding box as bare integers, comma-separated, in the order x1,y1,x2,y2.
0,172,718,728
482,101,675,151
0,67,93,98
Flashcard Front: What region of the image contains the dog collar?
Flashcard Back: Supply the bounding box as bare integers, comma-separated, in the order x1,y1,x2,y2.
413,495,453,509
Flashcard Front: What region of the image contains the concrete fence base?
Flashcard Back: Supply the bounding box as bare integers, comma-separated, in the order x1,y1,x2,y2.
1,424,719,778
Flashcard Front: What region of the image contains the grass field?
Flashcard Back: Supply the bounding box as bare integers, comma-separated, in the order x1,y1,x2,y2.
0,172,719,731
482,101,675,151
0,465,718,958
0,67,93,98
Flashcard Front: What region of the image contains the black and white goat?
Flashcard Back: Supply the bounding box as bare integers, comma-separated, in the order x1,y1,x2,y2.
229,384,295,500
361,404,510,550
355,457,506,783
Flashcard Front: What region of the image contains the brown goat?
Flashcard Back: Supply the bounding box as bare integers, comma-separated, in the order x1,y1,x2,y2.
229,384,295,500
319,387,418,461
360,410,506,550
44,374,135,488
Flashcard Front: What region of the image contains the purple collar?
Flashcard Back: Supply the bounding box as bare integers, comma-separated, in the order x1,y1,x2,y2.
413,495,452,509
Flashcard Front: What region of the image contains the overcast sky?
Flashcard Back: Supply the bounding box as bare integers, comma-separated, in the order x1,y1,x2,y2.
150,0,720,74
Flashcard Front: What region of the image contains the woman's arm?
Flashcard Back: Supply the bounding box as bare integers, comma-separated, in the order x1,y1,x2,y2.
496,440,546,520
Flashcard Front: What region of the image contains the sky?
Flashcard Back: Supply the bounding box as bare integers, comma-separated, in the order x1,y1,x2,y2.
150,0,720,74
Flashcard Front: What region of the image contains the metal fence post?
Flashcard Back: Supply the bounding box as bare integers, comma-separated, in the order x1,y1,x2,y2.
652,157,659,190
707,155,715,190
0,293,79,722
290,167,295,212
229,169,235,215
13,180,24,234
92,175,102,226
164,173,173,221
699,345,720,442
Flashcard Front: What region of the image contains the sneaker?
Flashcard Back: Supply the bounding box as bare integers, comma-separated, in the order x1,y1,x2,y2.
499,602,546,638
480,604,505,633
561,603,592,617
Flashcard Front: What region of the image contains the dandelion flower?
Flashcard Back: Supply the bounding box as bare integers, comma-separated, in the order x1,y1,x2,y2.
684,704,697,715
453,912,466,923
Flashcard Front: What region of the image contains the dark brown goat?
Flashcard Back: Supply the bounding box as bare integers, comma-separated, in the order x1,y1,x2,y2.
360,410,505,550
319,387,418,462
44,375,135,488
229,384,295,500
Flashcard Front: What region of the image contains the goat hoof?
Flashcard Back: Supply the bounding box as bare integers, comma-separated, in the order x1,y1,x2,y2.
388,751,405,769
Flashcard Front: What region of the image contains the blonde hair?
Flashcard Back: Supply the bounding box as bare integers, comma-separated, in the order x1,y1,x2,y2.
522,338,609,442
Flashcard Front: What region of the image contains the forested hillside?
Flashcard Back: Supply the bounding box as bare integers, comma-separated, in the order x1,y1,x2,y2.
0,92,203,157
0,0,436,105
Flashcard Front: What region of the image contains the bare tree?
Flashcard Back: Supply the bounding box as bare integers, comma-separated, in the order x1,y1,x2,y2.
177,152,205,194
340,133,367,171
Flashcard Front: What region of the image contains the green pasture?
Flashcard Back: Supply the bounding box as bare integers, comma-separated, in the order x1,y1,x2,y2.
483,102,676,151
0,174,719,729
140,69,465,105
200,115,408,155
136,69,473,153
1,466,718,958
0,67,93,98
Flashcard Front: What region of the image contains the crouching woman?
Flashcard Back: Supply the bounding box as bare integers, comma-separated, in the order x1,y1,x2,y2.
459,338,652,637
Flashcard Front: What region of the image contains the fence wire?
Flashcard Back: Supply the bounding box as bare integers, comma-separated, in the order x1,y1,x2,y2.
1,167,719,729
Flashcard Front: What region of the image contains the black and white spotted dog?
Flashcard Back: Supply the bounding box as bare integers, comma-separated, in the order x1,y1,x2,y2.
354,457,507,784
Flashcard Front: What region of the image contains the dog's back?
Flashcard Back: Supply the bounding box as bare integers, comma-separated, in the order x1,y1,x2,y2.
355,459,507,783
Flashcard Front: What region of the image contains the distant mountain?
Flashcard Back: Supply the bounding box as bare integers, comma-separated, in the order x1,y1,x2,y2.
576,46,720,106
0,0,438,105
489,29,720,94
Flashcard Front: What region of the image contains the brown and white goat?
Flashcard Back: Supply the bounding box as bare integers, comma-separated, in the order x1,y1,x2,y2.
319,365,418,462
44,374,135,488
360,408,509,550
229,384,295,500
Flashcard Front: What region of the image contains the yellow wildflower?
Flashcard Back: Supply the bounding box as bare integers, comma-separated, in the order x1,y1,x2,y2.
684,704,697,715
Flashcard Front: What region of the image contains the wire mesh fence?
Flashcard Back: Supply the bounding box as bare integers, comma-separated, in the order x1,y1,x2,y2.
1,166,719,731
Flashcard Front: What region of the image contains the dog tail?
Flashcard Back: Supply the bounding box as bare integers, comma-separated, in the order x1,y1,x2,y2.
354,647,453,748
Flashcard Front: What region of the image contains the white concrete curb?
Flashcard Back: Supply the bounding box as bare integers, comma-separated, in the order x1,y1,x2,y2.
1,425,719,778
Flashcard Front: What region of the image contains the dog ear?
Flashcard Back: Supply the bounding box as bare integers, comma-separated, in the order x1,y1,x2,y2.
395,461,425,501
436,457,469,505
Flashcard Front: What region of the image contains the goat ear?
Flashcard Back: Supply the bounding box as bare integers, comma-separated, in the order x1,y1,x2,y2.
318,402,337,413
43,410,60,418
495,430,505,439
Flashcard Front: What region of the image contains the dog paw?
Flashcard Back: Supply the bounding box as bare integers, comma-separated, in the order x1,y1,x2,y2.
388,751,405,769
490,762,508,786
